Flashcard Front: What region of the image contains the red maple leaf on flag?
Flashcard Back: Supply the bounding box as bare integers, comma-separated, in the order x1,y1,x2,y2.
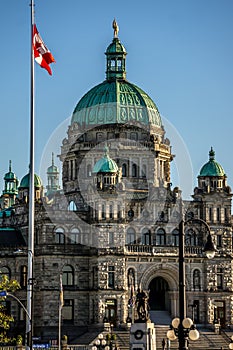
33,24,55,75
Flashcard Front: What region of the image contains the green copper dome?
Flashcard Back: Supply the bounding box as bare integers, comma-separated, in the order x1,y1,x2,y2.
199,148,225,177
71,20,162,129
93,146,118,174
19,173,42,188
4,161,17,181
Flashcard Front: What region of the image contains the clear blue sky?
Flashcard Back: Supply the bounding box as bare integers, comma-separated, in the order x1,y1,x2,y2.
1,0,233,199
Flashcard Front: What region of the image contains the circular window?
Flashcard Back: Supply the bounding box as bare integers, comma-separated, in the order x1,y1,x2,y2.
128,209,134,218
134,330,144,340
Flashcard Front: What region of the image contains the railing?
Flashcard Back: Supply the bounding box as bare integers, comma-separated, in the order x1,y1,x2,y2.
0,346,92,350
125,244,203,256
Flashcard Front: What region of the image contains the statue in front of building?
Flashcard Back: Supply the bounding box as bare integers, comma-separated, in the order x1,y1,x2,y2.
135,287,149,322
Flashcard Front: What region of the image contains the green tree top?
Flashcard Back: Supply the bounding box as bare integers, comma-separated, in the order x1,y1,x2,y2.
0,274,21,344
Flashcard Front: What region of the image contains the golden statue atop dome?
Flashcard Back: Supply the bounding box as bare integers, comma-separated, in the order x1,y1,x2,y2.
112,18,119,38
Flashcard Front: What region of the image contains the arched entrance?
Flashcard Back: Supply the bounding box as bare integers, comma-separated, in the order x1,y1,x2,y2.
149,276,169,311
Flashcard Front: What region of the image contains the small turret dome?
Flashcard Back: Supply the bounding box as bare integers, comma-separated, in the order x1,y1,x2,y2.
199,148,225,177
93,145,118,174
4,161,17,181
19,173,42,189
47,153,59,174
105,36,126,54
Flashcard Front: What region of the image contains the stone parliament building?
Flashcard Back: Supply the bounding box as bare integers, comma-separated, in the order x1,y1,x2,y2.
0,21,233,343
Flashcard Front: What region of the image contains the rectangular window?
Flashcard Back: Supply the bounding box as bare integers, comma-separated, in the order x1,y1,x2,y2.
108,266,115,289
63,299,74,323
102,205,105,219
109,232,114,246
217,268,223,290
209,208,212,221
55,232,65,244
217,235,222,248
109,205,113,219
20,265,27,289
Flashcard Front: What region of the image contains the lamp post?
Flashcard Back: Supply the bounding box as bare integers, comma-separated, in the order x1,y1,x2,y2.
14,248,34,350
167,217,216,349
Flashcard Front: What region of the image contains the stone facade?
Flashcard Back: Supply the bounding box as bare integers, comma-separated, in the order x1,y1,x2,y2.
0,23,233,344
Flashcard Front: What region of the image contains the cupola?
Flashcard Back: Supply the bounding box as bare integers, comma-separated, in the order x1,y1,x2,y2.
46,153,60,198
198,148,227,192
92,145,119,191
1,160,18,208
105,19,127,81
18,171,43,202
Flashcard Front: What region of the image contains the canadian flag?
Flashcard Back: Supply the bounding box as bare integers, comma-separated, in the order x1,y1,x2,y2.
33,24,55,75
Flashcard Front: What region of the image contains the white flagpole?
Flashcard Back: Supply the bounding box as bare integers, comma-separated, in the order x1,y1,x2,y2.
59,273,63,350
26,0,35,349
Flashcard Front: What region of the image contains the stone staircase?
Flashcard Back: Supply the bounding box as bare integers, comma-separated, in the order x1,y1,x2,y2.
73,314,233,350
154,324,232,350
114,330,130,350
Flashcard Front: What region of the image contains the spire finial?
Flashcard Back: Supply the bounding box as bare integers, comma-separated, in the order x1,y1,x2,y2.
112,18,119,38
209,147,215,161
52,152,54,166
9,160,12,172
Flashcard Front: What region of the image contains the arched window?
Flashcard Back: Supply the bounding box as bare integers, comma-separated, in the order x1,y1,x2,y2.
172,229,179,246
141,228,151,245
20,265,27,288
158,211,165,222
156,228,166,245
122,163,127,177
185,229,197,246
132,164,137,177
127,228,136,244
193,269,201,290
55,227,65,244
142,164,147,178
186,211,194,220
68,200,77,211
130,132,137,141
0,266,11,281
62,265,74,286
96,132,103,141
70,228,80,244
87,164,92,177
109,204,113,219
102,204,105,219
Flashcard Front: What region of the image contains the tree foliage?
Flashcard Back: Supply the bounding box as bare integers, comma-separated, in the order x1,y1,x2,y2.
0,275,21,344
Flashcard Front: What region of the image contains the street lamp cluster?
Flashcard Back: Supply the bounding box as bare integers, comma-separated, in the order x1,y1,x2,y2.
92,333,117,350
167,317,199,348
166,217,217,350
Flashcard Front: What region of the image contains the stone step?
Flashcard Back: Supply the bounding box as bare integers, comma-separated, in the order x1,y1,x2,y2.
74,325,233,350
150,310,172,325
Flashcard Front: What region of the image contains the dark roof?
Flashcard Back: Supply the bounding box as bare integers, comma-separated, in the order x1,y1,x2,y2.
0,228,26,247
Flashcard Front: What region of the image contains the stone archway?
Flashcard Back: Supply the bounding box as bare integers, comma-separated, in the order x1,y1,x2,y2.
140,263,180,319
149,276,169,311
